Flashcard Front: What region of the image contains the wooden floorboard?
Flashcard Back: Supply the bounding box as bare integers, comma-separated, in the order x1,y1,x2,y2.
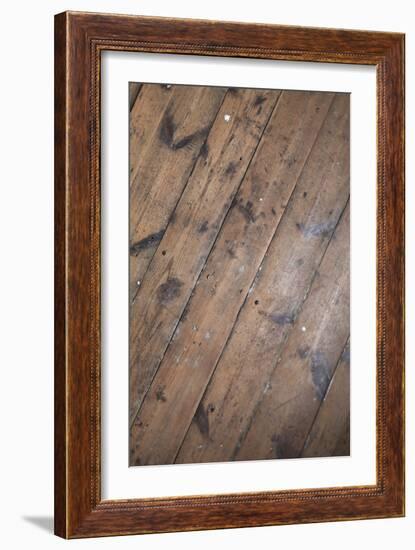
129,84,350,466
129,82,142,111
301,339,350,458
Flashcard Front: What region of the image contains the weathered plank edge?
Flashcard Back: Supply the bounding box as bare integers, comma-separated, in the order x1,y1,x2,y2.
54,10,405,538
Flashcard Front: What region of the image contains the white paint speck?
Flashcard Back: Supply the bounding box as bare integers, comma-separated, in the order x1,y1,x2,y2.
166,84,171,89
259,197,263,202
192,325,198,331
136,280,141,286
302,326,307,332
204,331,211,340
224,114,231,122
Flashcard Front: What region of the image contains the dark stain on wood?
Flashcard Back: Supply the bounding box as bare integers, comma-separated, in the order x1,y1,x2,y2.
286,155,298,168
271,433,297,459
270,312,296,325
237,200,256,223
194,402,209,437
159,111,177,147
310,351,331,400
198,221,209,234
297,219,337,239
156,386,167,402
225,161,237,177
200,141,209,159
159,111,208,151
227,247,237,259
297,345,310,359
130,230,164,255
157,277,183,304
254,95,268,114
174,131,204,151
254,95,267,107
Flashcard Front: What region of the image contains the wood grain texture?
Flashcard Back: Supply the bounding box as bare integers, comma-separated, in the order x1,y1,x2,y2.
54,11,404,539
129,82,141,110
129,86,279,421
302,339,350,458
129,84,226,300
175,93,350,465
54,13,67,537
235,203,350,461
130,89,351,466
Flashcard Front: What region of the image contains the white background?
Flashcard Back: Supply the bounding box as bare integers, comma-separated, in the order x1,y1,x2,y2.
0,1,412,548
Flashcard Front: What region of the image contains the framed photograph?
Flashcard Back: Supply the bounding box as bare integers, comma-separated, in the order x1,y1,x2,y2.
54,11,405,538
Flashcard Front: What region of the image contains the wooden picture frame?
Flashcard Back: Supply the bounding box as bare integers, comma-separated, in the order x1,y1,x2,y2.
54,11,405,538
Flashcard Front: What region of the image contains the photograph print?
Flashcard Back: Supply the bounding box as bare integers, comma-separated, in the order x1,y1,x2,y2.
128,82,350,467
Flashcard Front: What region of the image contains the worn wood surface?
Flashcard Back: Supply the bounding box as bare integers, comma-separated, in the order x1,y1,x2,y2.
129,84,226,301
129,84,350,466
129,82,141,110
55,11,404,538
176,94,350,465
235,203,350,461
129,86,281,422
302,339,350,458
